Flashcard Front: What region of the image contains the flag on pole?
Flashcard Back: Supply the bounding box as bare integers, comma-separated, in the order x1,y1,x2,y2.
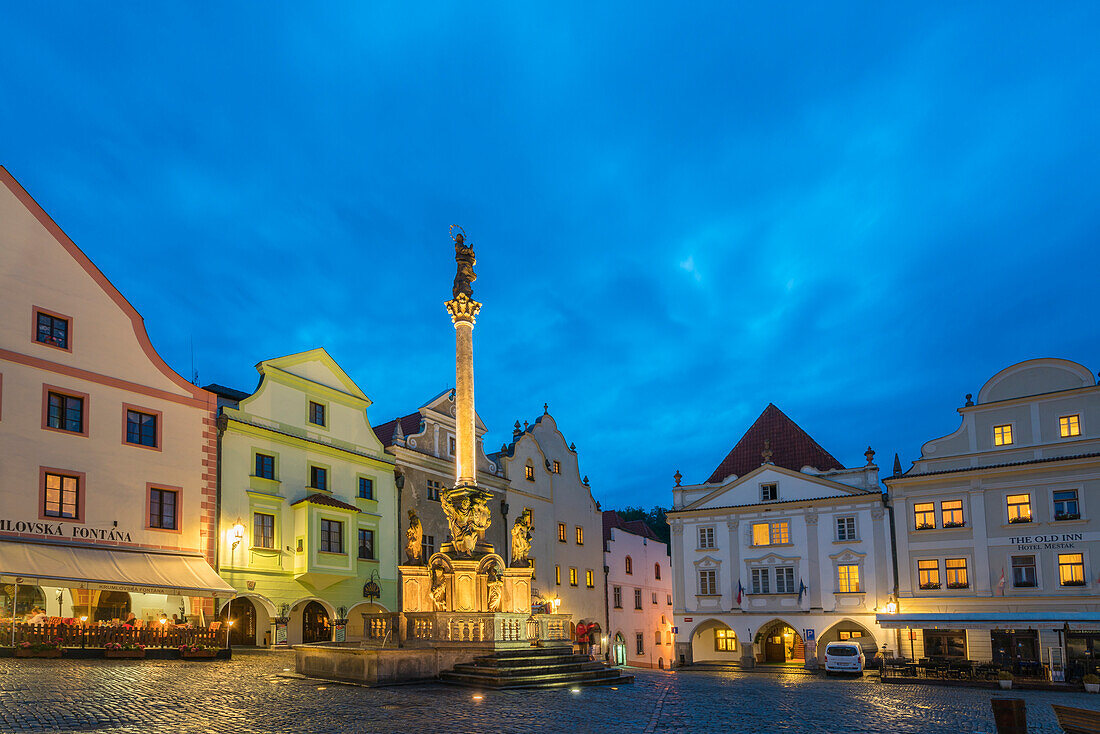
798,580,807,604
736,580,744,605
997,568,1006,596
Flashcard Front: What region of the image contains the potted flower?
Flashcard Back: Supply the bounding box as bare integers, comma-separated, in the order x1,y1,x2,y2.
997,671,1013,689
104,642,146,659
15,637,63,658
1084,674,1099,693
178,643,217,659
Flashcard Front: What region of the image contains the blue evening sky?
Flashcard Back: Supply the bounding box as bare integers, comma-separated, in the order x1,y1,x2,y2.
3,4,1098,509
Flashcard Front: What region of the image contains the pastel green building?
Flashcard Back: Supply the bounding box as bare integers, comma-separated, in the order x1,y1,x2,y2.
206,349,398,646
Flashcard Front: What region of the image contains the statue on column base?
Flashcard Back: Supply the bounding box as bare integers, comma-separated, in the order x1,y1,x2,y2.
510,509,533,568
441,486,494,558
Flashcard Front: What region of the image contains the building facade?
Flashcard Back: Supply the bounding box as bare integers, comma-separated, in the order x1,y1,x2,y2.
0,166,232,624
373,389,509,566
669,405,895,667
494,409,605,639
604,511,674,668
209,349,398,646
880,358,1100,677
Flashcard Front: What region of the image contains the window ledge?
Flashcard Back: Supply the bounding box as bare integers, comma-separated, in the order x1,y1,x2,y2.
249,546,280,555
833,538,862,544
1053,517,1087,525
752,542,793,548
834,591,865,595
695,547,718,552
695,594,722,598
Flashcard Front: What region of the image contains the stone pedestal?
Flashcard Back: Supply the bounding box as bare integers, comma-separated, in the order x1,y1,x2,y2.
501,568,532,614
400,565,431,612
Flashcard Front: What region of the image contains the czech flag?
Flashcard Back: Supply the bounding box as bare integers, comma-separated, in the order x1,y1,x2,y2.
736,580,744,605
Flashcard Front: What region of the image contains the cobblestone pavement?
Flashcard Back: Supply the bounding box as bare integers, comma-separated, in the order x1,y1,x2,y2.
1,651,1097,733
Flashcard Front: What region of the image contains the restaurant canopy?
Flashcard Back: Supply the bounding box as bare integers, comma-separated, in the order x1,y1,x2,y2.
0,539,236,598
876,612,1100,631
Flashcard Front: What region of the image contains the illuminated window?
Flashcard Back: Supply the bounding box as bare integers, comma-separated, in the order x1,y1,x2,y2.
993,424,1013,446
552,460,561,473
699,570,717,595
837,564,860,593
524,465,535,481
625,556,633,575
945,558,968,588
575,526,583,545
760,483,778,502
914,503,936,530
715,629,737,652
585,570,594,588
941,500,965,528
308,401,326,427
750,568,769,594
698,527,715,548
1060,415,1081,438
917,559,940,589
1007,494,1032,523
254,513,275,549
555,565,561,585
569,568,578,587
1011,555,1036,588
1059,553,1085,586
43,472,79,519
838,631,862,640
752,521,789,546
557,523,567,542
1054,490,1080,520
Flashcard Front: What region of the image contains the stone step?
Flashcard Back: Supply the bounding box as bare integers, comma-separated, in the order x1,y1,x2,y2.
440,667,634,690
482,645,574,659
452,660,607,676
470,654,592,667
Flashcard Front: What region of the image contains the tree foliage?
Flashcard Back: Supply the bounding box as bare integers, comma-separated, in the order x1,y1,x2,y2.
612,505,670,546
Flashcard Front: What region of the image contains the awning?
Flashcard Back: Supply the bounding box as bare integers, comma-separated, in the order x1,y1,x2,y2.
0,539,237,598
876,612,1100,631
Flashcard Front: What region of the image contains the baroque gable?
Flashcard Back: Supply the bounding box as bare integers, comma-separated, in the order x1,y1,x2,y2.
687,464,872,512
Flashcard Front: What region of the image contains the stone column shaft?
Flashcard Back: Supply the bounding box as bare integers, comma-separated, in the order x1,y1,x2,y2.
455,321,475,486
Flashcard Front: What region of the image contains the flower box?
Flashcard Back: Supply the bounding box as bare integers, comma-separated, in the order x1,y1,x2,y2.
105,650,145,659
15,648,62,658
180,650,217,659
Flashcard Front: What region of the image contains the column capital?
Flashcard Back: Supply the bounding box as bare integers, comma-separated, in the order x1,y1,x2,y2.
445,293,482,325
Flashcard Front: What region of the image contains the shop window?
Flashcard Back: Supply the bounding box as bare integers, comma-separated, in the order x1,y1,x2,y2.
924,629,967,659
751,568,769,594
993,424,1013,446
43,471,80,519
308,401,326,427
46,391,84,433
715,629,736,652
1054,489,1080,521
254,513,275,549
992,630,1039,665
837,564,860,593
634,588,642,609
359,528,377,560
1007,494,1032,523
941,500,965,528
698,527,715,548
917,559,940,589
1,584,45,617
1059,553,1086,586
836,516,857,541
1060,414,1081,438
913,502,936,530
35,310,69,349
320,519,343,553
310,466,328,491
575,526,584,545
699,570,717,596
776,566,795,594
1011,555,1036,587
945,558,969,588
255,453,275,480
760,483,778,502
148,487,177,530
125,409,158,447
586,570,594,588
569,568,578,587
358,477,373,500
613,586,622,608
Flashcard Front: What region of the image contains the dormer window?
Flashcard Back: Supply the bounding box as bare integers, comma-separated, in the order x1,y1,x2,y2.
993,424,1013,446
760,483,778,502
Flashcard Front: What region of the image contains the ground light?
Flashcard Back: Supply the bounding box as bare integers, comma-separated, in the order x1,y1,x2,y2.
472,694,484,701
570,687,580,694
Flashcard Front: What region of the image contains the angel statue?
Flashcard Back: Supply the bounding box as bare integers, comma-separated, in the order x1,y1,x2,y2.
510,508,532,568
452,230,476,299
486,561,504,612
404,509,423,565
442,490,493,557
429,565,447,611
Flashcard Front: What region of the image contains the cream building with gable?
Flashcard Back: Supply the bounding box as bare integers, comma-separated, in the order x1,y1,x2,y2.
669,405,895,667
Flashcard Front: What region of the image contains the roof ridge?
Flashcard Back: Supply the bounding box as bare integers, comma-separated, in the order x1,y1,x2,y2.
705,404,844,484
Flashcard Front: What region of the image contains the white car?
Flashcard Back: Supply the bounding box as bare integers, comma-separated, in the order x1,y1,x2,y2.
823,642,865,676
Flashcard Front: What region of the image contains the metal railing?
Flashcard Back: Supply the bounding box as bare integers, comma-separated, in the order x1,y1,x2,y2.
1,622,222,649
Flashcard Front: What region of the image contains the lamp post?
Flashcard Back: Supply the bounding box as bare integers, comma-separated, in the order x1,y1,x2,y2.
159,616,167,648
80,616,88,650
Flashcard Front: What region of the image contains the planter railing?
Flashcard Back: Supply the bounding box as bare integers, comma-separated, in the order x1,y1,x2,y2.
1,622,222,649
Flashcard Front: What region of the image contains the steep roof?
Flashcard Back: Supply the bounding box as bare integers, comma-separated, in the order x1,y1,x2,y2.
290,493,360,512
707,404,843,484
603,510,661,544
373,413,423,447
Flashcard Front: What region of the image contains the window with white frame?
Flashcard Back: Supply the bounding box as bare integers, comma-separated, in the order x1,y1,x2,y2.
752,521,790,546
698,527,715,548
837,564,860,592
775,566,795,594
760,483,778,502
698,569,717,596
941,500,965,528
836,516,857,541
751,568,769,594
1054,489,1080,521
1011,555,1036,588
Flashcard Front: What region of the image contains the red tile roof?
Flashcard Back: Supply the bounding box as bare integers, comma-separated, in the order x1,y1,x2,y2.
373,413,423,446
706,404,844,484
290,493,361,512
602,510,661,544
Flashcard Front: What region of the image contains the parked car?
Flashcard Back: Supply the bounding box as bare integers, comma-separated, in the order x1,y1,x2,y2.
823,642,865,676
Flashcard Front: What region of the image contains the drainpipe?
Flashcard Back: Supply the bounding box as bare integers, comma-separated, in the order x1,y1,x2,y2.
603,561,610,664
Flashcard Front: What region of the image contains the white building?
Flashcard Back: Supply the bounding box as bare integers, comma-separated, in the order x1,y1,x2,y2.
880,358,1100,677
669,404,895,667
604,511,674,668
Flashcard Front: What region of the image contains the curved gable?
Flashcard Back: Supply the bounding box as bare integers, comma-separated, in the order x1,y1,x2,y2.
978,358,1094,404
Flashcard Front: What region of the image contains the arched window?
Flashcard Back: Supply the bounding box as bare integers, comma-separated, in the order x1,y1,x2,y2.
625,556,633,575
654,563,661,580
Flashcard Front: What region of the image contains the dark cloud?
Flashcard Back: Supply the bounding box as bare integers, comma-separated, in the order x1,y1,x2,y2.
2,3,1098,508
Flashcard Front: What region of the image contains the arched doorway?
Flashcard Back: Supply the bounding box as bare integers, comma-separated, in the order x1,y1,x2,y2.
302,601,330,643
690,619,739,663
220,597,258,646
1,584,46,618
757,621,804,663
818,619,878,657
613,633,626,665
93,591,131,623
